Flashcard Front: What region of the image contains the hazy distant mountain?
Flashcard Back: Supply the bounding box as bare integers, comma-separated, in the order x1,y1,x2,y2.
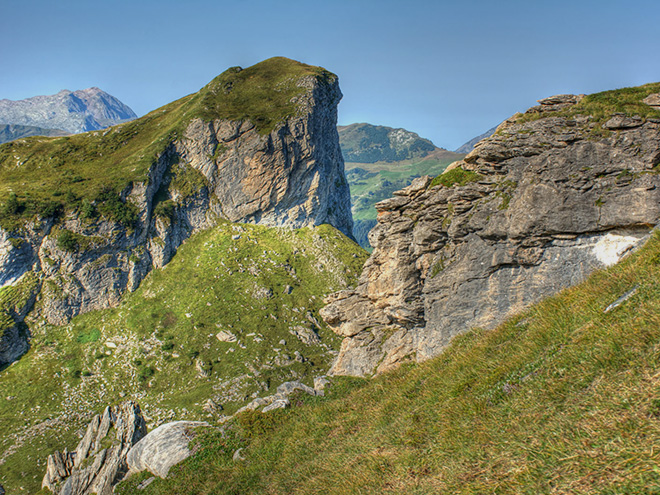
0,87,137,134
0,124,69,144
455,126,498,153
338,123,438,163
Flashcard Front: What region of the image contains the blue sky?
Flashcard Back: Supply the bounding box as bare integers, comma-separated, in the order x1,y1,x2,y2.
2,0,660,150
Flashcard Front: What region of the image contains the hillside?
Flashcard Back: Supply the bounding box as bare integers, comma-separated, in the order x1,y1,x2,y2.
0,57,366,494
0,222,366,493
0,87,137,134
338,124,463,248
0,124,68,144
338,123,437,163
115,214,660,495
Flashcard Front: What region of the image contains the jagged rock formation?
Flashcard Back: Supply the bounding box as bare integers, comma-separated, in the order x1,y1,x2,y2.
42,402,147,495
455,125,497,153
338,123,437,163
0,58,353,365
126,421,209,478
0,124,68,144
322,87,660,376
0,87,136,134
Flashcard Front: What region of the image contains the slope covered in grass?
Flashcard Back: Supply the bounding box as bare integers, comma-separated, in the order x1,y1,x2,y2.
119,231,660,494
0,222,366,493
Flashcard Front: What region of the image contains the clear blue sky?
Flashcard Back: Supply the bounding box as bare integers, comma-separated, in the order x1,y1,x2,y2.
2,0,660,150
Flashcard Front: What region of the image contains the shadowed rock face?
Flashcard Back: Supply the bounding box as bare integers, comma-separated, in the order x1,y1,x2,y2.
322,93,660,377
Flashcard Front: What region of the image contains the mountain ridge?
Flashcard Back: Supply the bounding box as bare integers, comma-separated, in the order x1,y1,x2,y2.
0,87,137,134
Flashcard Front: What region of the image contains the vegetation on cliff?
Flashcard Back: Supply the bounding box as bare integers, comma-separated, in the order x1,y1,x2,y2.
117,230,660,494
0,58,335,232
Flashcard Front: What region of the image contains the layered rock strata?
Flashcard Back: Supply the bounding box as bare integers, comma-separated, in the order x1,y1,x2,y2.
322,93,660,376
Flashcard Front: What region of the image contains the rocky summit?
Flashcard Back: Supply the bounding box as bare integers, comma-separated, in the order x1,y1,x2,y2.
0,87,137,134
322,84,660,376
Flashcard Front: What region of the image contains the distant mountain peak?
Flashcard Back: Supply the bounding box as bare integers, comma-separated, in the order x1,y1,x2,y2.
338,122,440,163
0,87,137,134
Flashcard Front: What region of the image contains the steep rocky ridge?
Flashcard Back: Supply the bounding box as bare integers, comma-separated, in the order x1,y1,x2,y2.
0,57,353,366
0,87,136,134
0,124,69,144
322,84,660,376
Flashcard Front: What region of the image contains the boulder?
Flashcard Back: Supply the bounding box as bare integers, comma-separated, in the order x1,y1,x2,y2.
126,421,209,478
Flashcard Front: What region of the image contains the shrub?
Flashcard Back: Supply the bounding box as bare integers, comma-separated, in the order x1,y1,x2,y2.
57,230,79,252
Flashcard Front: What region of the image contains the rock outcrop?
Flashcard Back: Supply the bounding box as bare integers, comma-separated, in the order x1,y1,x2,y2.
0,87,136,134
322,89,660,376
0,58,353,364
42,402,147,495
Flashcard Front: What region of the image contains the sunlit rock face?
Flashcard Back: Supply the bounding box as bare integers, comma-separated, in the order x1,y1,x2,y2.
323,92,660,376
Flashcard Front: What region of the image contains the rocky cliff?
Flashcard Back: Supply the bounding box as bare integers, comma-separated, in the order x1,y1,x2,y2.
0,57,353,366
322,85,660,376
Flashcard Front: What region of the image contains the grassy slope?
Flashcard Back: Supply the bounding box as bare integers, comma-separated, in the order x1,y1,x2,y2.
0,57,332,231
119,230,660,495
0,223,367,493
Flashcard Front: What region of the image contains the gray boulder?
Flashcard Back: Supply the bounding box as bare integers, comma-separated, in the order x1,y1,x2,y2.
126,421,209,478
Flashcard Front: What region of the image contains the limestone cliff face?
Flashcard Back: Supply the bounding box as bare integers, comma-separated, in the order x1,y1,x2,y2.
322,91,660,376
0,62,352,364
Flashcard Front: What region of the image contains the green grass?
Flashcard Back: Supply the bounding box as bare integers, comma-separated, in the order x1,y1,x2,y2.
0,222,367,493
429,166,483,189
119,231,660,495
0,57,335,232
0,271,39,333
515,82,660,125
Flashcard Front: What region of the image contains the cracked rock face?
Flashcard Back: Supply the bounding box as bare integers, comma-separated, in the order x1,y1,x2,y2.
322,95,660,377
